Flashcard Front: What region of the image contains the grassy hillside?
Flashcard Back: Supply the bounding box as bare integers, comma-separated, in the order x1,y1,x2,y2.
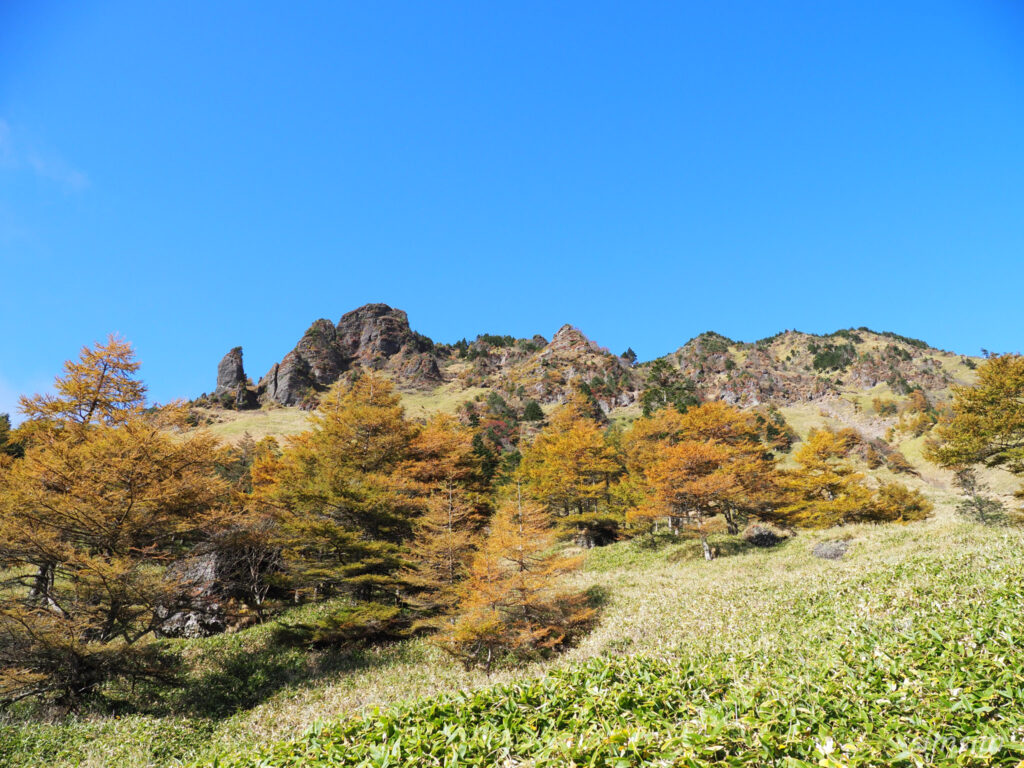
5,501,1024,767
197,384,493,444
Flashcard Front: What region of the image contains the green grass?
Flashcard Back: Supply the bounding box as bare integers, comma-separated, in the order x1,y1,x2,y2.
200,518,1024,767
200,408,311,443
5,511,1024,767
396,383,491,420
198,384,493,444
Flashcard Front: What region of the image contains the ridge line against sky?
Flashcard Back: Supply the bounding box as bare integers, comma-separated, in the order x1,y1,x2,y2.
2,1,1023,414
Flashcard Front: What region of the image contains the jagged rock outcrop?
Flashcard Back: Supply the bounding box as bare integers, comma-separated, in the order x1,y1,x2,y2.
214,347,258,409
215,347,246,397
257,304,443,405
495,324,640,407
209,309,978,423
336,304,423,363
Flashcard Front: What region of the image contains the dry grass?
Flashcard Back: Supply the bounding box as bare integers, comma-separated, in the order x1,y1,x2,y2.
198,407,311,443
13,502,1023,768
396,383,490,421
196,383,491,443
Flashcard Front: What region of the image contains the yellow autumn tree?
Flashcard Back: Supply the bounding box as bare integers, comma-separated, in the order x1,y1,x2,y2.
776,429,931,528
623,402,779,540
0,338,232,706
400,414,487,625
517,392,623,546
251,373,419,645
18,334,147,431
636,440,738,560
928,353,1024,478
254,374,415,596
439,486,594,671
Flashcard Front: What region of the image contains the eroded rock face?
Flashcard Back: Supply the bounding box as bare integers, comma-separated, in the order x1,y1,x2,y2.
260,352,315,407
336,304,419,362
215,347,246,397
155,553,226,639
214,347,258,409
396,352,443,387
257,304,443,405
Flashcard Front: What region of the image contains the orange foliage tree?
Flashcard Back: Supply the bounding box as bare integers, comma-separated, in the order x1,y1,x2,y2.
624,402,779,546
251,374,416,611
400,414,487,625
517,393,623,546
776,429,932,528
440,486,594,671
0,338,232,705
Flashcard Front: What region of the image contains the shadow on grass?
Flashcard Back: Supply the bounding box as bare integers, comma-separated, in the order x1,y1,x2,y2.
584,583,612,609
115,628,416,720
175,643,384,718
665,534,793,563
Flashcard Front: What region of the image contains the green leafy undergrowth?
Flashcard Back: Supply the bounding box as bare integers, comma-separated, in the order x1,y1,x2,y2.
206,572,1024,767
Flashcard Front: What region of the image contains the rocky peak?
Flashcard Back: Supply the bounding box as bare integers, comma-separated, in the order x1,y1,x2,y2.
547,325,600,355
213,346,257,408
335,303,418,362
255,304,442,406
669,327,961,407
215,347,246,397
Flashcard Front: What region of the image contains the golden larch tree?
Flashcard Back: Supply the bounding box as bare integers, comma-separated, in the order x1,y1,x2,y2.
0,339,231,706
250,373,419,646
440,486,594,671
400,414,487,625
517,392,623,546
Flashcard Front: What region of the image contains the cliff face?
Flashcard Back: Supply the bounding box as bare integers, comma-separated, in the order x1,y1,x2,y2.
255,304,442,406
213,347,257,409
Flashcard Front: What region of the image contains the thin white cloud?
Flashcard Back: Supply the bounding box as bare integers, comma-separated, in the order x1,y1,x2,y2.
25,150,89,191
0,119,89,191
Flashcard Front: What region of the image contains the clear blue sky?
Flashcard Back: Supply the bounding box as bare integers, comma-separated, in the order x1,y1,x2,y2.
2,1,1024,417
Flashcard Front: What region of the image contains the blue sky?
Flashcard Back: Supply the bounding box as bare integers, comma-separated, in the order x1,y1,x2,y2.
2,1,1024,417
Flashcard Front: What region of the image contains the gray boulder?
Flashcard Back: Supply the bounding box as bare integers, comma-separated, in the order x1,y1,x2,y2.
155,553,226,639
742,524,788,548
812,540,849,560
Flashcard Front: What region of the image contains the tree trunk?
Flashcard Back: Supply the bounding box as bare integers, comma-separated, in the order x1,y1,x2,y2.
29,564,54,601
700,532,714,561
724,507,740,535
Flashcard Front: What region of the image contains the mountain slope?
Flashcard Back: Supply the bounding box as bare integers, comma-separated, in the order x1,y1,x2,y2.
9,513,1023,767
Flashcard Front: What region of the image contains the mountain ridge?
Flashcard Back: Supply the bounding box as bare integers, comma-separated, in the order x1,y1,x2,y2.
206,303,978,416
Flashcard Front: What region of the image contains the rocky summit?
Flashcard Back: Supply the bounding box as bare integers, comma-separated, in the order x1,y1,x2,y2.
250,304,441,406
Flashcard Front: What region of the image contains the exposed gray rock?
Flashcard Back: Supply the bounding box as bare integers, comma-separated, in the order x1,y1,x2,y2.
155,605,225,639
156,553,226,639
812,540,849,560
336,303,416,362
257,305,442,405
396,351,443,388
742,524,788,548
215,347,246,397
259,351,315,407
